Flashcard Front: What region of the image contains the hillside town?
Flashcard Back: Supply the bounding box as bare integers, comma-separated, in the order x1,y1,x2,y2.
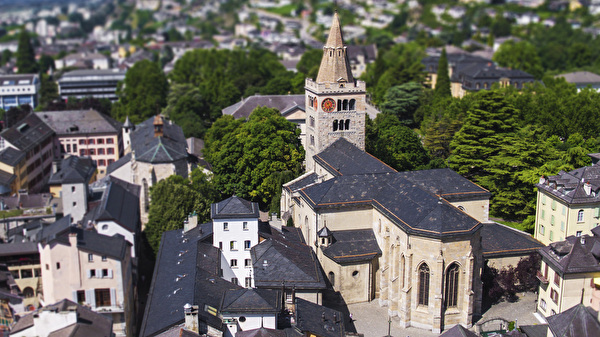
1,0,600,336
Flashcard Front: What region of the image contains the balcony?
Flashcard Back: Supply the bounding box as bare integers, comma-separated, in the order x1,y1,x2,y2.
536,270,549,284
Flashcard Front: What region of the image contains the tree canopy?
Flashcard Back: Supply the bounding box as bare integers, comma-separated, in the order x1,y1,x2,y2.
16,29,37,74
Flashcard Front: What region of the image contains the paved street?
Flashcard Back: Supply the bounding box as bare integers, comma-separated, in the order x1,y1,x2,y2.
348,292,544,336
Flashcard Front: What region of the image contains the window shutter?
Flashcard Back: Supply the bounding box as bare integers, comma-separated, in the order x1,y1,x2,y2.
86,289,95,308
96,269,101,277
87,270,91,278
72,291,78,302
595,208,600,218
110,288,116,307
108,269,113,278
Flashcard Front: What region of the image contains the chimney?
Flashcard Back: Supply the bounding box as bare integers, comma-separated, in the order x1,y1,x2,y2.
51,160,61,175
153,115,164,138
68,232,77,247
183,212,198,233
269,213,282,233
183,303,199,333
584,182,592,196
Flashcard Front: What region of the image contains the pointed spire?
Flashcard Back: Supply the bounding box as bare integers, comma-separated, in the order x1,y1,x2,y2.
123,115,134,128
316,12,354,84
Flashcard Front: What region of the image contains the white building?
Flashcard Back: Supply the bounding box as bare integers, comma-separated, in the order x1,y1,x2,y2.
0,74,40,110
211,196,260,288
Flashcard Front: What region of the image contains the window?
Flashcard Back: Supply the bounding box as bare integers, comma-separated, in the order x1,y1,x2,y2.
97,138,104,144
310,135,315,146
72,186,76,192
88,139,95,145
243,222,248,230
550,288,559,304
102,255,107,261
345,119,350,130
576,231,582,237
544,264,549,279
286,292,293,303
230,259,237,267
80,149,87,156
232,277,238,285
349,99,356,110
328,272,335,287
578,210,584,222
102,269,110,278
549,231,554,241
98,159,106,166
10,270,19,279
244,240,251,250
89,149,95,155
551,215,555,226
34,268,41,277
89,269,96,278
88,253,93,262
230,241,237,251
66,144,71,152
541,210,545,219
541,194,546,204
77,290,85,304
333,120,338,132
98,148,105,155
107,138,114,144
219,242,223,250
108,159,114,164
561,221,565,232
73,144,77,152
23,287,34,298
551,199,556,210
95,288,111,307
554,271,560,286
223,222,229,231
445,263,459,307
562,206,566,215
245,259,252,267
73,201,77,207
56,263,60,269
540,298,547,311
21,269,33,278
79,139,86,145
46,264,49,270
309,116,315,127
245,277,252,287
540,224,545,235
107,148,114,155
418,263,430,306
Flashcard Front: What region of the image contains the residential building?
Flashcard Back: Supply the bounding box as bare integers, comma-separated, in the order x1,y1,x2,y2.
55,52,110,70
10,299,114,337
0,74,40,111
220,288,281,337
0,113,54,193
38,226,134,337
57,68,127,102
535,154,600,245
0,263,24,329
346,44,377,79
37,109,123,178
536,227,600,317
0,147,27,195
47,156,97,222
555,71,600,92
108,115,190,225
0,242,41,309
212,196,260,287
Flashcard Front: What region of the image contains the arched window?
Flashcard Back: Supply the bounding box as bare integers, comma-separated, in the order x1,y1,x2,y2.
343,99,348,110
578,210,584,222
337,99,342,111
338,119,345,131
345,119,350,130
349,99,356,110
445,263,459,307
333,120,338,132
305,216,308,228
142,178,149,211
418,263,430,306
23,287,34,298
400,255,405,288
328,272,335,287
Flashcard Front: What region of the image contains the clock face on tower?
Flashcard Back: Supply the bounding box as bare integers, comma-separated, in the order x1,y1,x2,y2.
321,98,336,113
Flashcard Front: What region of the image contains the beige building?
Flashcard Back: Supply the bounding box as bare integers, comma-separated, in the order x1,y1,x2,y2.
280,13,494,333
38,225,134,337
534,154,600,245
536,227,600,317
36,109,123,178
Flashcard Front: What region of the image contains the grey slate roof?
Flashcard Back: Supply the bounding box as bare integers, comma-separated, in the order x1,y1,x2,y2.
140,222,239,337
294,298,345,337
0,242,38,256
220,288,281,314
398,168,491,202
314,138,396,177
37,109,122,136
48,226,129,261
284,172,319,193
222,94,305,120
10,299,113,335
519,324,548,337
322,229,381,264
82,176,140,233
481,222,543,259
130,115,188,163
546,304,600,337
0,170,15,189
439,324,478,337
252,235,327,290
537,164,600,205
106,152,131,175
0,147,25,166
539,232,600,275
211,196,259,219
236,327,287,337
0,74,38,87
39,215,72,243
48,156,96,185
556,71,600,85
0,113,54,152
299,173,481,239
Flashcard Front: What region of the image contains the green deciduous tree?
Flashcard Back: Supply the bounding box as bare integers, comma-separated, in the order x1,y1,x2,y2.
379,82,423,125
205,107,304,208
493,40,544,79
163,84,210,138
112,59,168,123
144,168,219,254
16,29,38,74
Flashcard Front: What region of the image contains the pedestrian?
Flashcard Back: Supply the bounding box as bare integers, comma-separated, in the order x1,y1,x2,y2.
349,313,353,321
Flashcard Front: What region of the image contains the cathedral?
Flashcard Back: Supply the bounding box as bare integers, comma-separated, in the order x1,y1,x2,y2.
281,13,489,333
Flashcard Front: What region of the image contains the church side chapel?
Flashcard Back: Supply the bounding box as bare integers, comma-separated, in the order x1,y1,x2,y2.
281,12,490,333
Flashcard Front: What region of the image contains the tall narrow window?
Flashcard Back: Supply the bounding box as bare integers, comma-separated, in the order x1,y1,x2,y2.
337,99,342,111
338,119,344,131
333,120,338,132
343,99,348,110
349,99,356,110
400,255,405,288
418,263,430,306
328,271,335,287
445,263,459,307
345,119,350,130
142,178,149,211
578,210,584,222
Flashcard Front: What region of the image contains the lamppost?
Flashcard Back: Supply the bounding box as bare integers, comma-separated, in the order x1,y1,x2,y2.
384,316,392,337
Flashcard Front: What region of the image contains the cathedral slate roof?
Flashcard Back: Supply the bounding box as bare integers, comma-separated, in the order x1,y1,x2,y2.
322,229,381,263
299,173,481,239
211,195,260,219
130,115,188,164
314,138,396,177
480,222,543,259
398,168,491,202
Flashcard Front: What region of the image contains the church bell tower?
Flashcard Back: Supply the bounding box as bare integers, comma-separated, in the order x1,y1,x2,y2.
305,12,367,171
